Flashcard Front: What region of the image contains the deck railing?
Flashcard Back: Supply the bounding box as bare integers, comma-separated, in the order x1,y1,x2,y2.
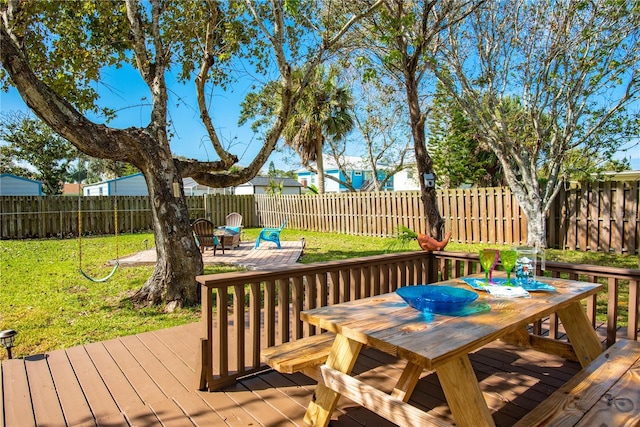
196,251,640,391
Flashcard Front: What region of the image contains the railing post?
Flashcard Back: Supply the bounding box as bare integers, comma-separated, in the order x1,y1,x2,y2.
628,280,639,341
197,284,213,391
425,252,438,284
607,277,619,347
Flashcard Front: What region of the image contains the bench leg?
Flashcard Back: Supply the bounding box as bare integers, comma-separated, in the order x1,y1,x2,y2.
557,301,603,367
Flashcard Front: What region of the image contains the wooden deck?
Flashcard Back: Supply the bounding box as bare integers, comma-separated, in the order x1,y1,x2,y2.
3,321,627,427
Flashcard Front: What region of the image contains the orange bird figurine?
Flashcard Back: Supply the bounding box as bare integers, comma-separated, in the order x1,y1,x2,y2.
417,231,451,251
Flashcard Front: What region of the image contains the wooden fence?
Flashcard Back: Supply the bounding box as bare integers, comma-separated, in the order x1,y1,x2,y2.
0,195,253,239
255,181,640,255
549,180,639,255
2,180,638,254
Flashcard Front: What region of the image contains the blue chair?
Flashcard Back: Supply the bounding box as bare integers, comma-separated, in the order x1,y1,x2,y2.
255,219,287,249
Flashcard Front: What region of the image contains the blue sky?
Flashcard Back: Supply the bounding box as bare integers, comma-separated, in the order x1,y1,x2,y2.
0,63,298,172
1,63,638,172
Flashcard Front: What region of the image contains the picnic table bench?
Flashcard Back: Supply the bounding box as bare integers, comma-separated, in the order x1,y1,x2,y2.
264,335,640,427
514,338,640,427
261,333,336,381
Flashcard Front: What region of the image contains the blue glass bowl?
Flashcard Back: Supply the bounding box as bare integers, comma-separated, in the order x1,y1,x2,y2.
396,285,479,314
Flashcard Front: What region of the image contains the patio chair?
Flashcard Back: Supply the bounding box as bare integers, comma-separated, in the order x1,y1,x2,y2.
222,212,243,242
255,218,287,249
192,218,223,255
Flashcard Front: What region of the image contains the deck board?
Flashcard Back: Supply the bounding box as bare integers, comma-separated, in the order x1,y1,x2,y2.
115,334,229,426
221,381,299,426
197,385,261,427
3,321,632,427
64,345,126,425
46,350,95,426
101,338,168,405
24,355,66,426
84,342,146,412
120,403,163,426
2,359,34,427
0,362,3,427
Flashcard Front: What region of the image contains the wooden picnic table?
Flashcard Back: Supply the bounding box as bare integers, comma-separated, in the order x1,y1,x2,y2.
299,275,603,427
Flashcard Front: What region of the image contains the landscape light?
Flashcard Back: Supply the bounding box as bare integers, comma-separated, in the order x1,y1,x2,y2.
0,329,18,359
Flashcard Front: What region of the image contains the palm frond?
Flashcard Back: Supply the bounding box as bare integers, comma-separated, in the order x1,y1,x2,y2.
385,225,419,252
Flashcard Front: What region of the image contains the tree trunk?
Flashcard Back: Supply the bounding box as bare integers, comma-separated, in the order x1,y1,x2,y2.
404,75,443,238
316,133,325,194
521,203,547,248
131,147,203,308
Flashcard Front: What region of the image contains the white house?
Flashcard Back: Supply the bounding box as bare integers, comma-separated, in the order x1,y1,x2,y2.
235,176,302,195
82,173,148,196
392,167,421,191
0,174,43,196
182,177,231,196
82,173,305,196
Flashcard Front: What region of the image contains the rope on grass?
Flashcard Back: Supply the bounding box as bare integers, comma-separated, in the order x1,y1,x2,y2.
77,174,119,282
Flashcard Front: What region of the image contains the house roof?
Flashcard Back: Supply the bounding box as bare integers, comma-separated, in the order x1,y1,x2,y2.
82,173,144,187
592,170,640,181
239,176,302,187
0,173,41,184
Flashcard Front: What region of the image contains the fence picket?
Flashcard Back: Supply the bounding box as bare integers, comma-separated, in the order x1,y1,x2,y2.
614,181,625,254
626,181,638,255
601,182,612,252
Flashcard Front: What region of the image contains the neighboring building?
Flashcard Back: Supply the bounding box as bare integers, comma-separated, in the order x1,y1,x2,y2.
81,173,303,196
392,167,421,191
0,174,43,196
589,170,640,182
182,177,231,196
296,156,420,192
82,173,148,196
235,176,302,195
63,183,82,196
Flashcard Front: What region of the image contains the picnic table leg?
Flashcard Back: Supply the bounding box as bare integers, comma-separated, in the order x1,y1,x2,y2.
557,301,603,367
304,334,362,427
390,361,423,401
436,354,496,427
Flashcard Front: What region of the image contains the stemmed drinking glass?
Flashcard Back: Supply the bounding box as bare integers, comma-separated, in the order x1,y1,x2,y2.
500,250,517,286
479,249,499,285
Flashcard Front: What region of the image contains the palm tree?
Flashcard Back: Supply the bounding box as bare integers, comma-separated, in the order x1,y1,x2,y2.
284,66,354,194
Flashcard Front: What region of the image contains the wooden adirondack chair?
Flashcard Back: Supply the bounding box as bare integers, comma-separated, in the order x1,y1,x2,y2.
192,218,223,255
223,212,243,243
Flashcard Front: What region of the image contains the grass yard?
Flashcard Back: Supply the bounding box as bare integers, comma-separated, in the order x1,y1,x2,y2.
1,228,638,360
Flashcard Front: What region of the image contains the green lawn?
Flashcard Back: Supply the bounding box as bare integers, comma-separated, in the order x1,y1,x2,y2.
1,229,637,360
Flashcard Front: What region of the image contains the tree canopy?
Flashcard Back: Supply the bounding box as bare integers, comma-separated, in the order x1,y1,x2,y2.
1,0,381,308
0,111,78,194
433,0,640,246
